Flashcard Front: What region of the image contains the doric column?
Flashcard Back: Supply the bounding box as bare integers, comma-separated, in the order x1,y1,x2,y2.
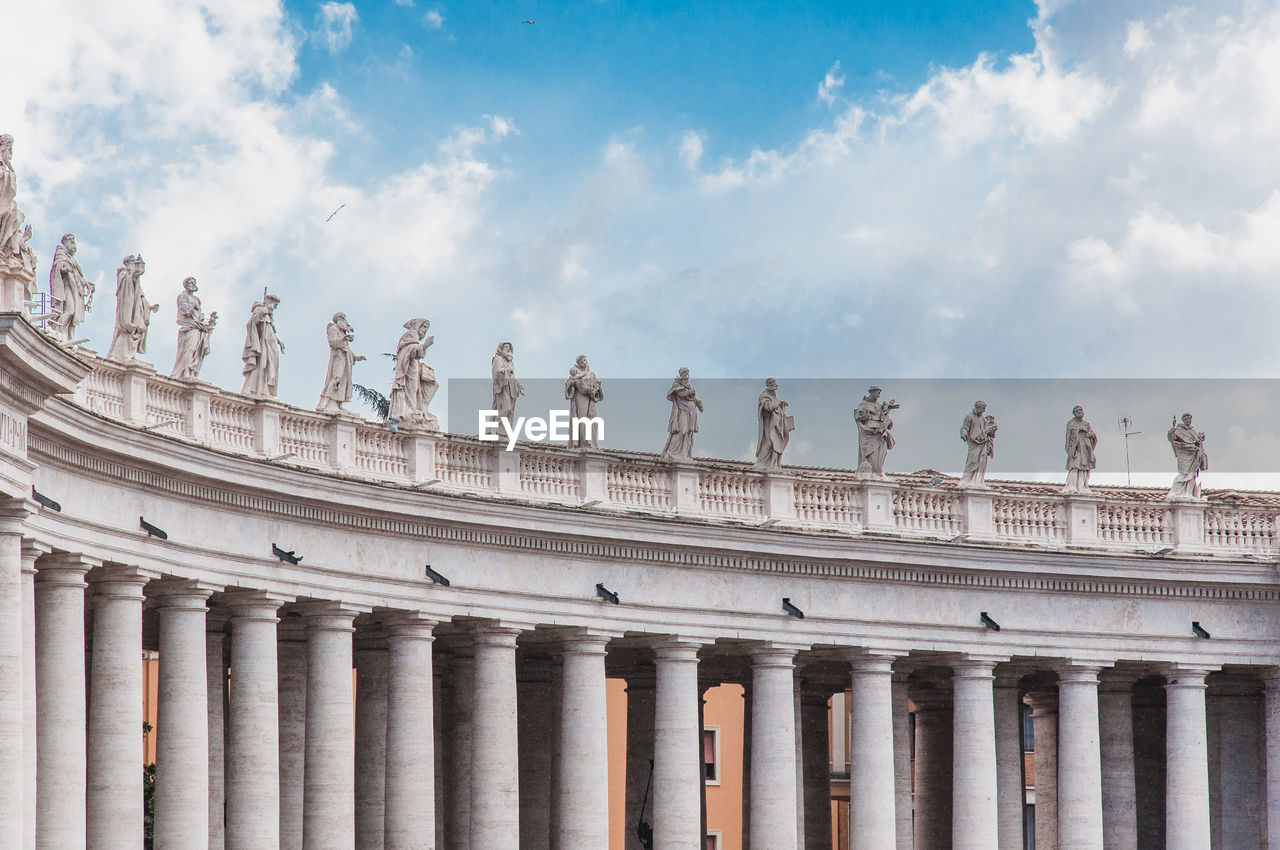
86,565,152,850
153,582,217,850
0,507,28,850
355,631,389,850
952,658,1002,850
18,538,49,850
794,681,805,847
1165,666,1213,849
469,626,522,850
207,609,228,850
749,645,801,850
277,615,308,850
302,603,360,850
623,669,656,850
911,685,953,850
446,640,474,850
557,632,613,848
383,615,438,850
225,591,287,850
993,667,1025,850
433,656,446,850
1056,664,1105,849
891,672,913,850
801,686,832,850
519,657,555,850
1025,689,1059,850
653,639,703,849
1209,673,1264,850
847,654,898,847
1264,670,1280,850
1098,670,1138,850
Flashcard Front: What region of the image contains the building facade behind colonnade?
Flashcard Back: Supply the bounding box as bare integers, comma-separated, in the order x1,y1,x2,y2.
3,302,1280,849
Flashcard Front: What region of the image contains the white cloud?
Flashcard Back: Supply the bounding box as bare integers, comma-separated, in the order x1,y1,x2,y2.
678,131,703,170
317,2,358,52
395,0,415,6
817,61,846,106
423,9,444,29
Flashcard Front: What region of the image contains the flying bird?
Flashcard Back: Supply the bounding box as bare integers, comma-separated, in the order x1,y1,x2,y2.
522,19,534,24
325,203,346,222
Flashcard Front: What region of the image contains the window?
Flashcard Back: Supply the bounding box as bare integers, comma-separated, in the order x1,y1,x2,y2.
1021,702,1034,751
705,830,722,850
703,726,721,784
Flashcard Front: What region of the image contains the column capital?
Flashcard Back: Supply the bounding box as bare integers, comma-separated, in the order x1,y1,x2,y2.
297,601,363,633
36,550,100,582
910,685,953,712
470,624,523,649
1260,666,1280,690
1161,664,1218,687
0,497,37,534
20,538,51,571
223,588,291,619
89,563,159,597
383,612,440,640
952,654,1009,677
648,635,707,662
558,631,615,656
1023,688,1059,714
846,649,907,676
1098,666,1145,691
148,578,220,609
748,641,807,666
620,667,655,690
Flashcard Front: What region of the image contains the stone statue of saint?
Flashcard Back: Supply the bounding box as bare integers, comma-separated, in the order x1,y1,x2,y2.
0,134,29,266
388,318,438,425
48,234,95,341
316,313,365,414
106,255,159,362
17,224,36,285
564,354,603,449
661,367,704,460
491,341,524,422
960,400,997,487
170,278,217,381
1063,405,1097,494
1167,413,1208,500
854,386,898,477
754,377,793,471
241,294,284,397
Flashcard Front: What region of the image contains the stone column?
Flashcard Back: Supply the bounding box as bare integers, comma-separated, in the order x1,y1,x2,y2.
801,686,832,850
848,655,898,848
446,640,474,850
18,538,48,850
1025,689,1059,850
384,616,437,850
1264,670,1280,850
519,657,555,850
302,604,359,850
1210,675,1264,850
952,658,1001,850
277,616,308,850
912,685,953,850
891,672,913,850
34,553,93,850
557,633,612,848
207,610,228,850
86,565,151,850
469,626,522,850
355,633,389,850
993,668,1024,850
1098,671,1138,850
153,582,216,850
750,645,800,850
653,640,703,850
1056,665,1104,850
623,669,656,850
225,591,286,850
794,682,806,847
433,657,446,850
741,683,752,850
0,513,26,850
1165,666,1213,850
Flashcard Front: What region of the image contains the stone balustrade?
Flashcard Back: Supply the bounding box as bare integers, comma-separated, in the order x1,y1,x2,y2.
66,350,1279,558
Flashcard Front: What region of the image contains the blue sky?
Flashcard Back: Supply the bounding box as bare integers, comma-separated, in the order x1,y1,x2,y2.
7,0,1280,473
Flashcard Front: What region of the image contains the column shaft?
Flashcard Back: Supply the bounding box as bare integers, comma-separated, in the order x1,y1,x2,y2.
1265,673,1280,850
154,588,213,850
469,628,521,850
994,673,1024,850
384,619,437,850
1057,667,1104,850
623,673,656,850
1099,675,1138,850
303,609,358,850
225,595,283,850
952,660,1000,850
653,643,702,850
801,690,832,850
207,617,227,850
278,625,307,850
891,676,913,850
519,659,555,850
19,541,45,850
848,657,896,847
912,688,953,850
558,636,611,848
1166,668,1212,849
0,531,23,850
750,648,799,850
86,568,148,850
447,644,474,850
355,643,388,850
1027,691,1059,850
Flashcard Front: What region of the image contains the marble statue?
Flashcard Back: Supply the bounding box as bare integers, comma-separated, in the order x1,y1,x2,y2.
754,377,793,471
491,341,524,421
564,354,604,449
1167,413,1208,500
241,294,284,397
106,255,159,362
661,366,703,460
1063,405,1097,494
960,400,997,487
48,234,95,341
854,385,898,477
170,278,217,380
316,313,365,414
17,224,36,286
388,318,437,425
0,134,28,265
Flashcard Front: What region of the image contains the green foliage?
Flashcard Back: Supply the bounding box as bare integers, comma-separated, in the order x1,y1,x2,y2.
352,383,391,421
143,762,156,849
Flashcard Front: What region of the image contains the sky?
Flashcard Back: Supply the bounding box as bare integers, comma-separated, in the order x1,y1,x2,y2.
5,0,1280,477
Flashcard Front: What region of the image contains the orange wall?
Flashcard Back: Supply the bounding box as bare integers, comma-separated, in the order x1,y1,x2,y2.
704,684,745,850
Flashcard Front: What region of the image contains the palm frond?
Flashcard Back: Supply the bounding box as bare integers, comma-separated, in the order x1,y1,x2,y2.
352,383,391,421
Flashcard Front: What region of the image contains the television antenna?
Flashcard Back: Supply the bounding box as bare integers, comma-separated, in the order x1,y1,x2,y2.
1118,415,1141,486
